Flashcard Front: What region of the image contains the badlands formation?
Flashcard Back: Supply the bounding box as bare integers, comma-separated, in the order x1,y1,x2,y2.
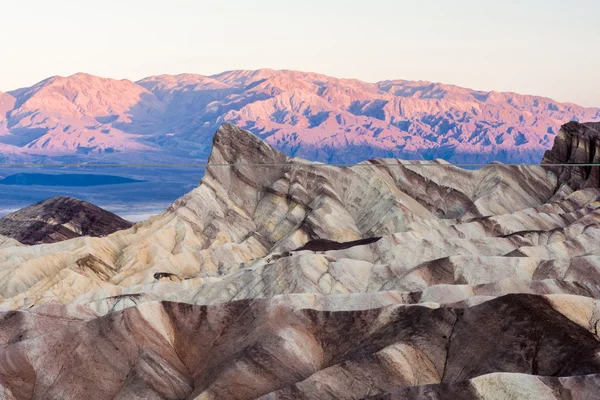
1,122,600,398
0,196,133,245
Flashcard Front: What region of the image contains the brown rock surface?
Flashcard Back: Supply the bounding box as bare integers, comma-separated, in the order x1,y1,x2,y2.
2,295,600,399
0,196,133,244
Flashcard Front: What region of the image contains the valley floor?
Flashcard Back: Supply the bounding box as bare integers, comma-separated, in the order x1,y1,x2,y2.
0,166,204,221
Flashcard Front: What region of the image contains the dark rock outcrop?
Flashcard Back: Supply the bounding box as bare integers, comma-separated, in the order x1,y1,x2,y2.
0,196,133,244
154,272,183,282
542,121,600,189
294,237,382,252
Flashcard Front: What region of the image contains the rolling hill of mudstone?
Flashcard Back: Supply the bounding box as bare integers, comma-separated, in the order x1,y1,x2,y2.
1,122,600,399
0,196,133,244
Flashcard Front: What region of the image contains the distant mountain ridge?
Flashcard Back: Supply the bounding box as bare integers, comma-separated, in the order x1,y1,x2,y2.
1,69,599,164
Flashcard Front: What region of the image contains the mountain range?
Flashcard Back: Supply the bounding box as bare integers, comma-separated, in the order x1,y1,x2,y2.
2,123,600,398
1,69,599,164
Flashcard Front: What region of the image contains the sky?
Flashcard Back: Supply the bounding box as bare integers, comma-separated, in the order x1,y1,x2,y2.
0,0,599,106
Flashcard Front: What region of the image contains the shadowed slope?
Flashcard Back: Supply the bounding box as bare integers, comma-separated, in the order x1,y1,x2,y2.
542,121,600,189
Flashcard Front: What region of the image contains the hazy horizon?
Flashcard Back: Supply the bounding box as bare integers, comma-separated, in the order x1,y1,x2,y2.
1,0,599,107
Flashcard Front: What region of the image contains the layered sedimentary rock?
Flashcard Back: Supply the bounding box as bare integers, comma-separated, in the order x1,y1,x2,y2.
3,295,600,400
2,123,600,399
369,373,600,399
0,196,133,244
542,121,600,189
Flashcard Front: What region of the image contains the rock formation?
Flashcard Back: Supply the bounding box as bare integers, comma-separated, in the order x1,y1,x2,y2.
1,123,600,399
0,196,133,244
542,121,600,189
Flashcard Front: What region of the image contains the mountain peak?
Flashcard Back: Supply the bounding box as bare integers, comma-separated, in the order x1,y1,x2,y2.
69,71,101,79
136,73,227,93
208,122,287,167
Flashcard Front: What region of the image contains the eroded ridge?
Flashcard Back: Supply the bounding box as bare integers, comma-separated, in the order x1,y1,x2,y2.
2,123,600,399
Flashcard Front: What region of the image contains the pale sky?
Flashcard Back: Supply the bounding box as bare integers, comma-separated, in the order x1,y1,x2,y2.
1,0,599,106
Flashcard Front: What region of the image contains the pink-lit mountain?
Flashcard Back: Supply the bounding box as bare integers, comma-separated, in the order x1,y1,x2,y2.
2,69,599,164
